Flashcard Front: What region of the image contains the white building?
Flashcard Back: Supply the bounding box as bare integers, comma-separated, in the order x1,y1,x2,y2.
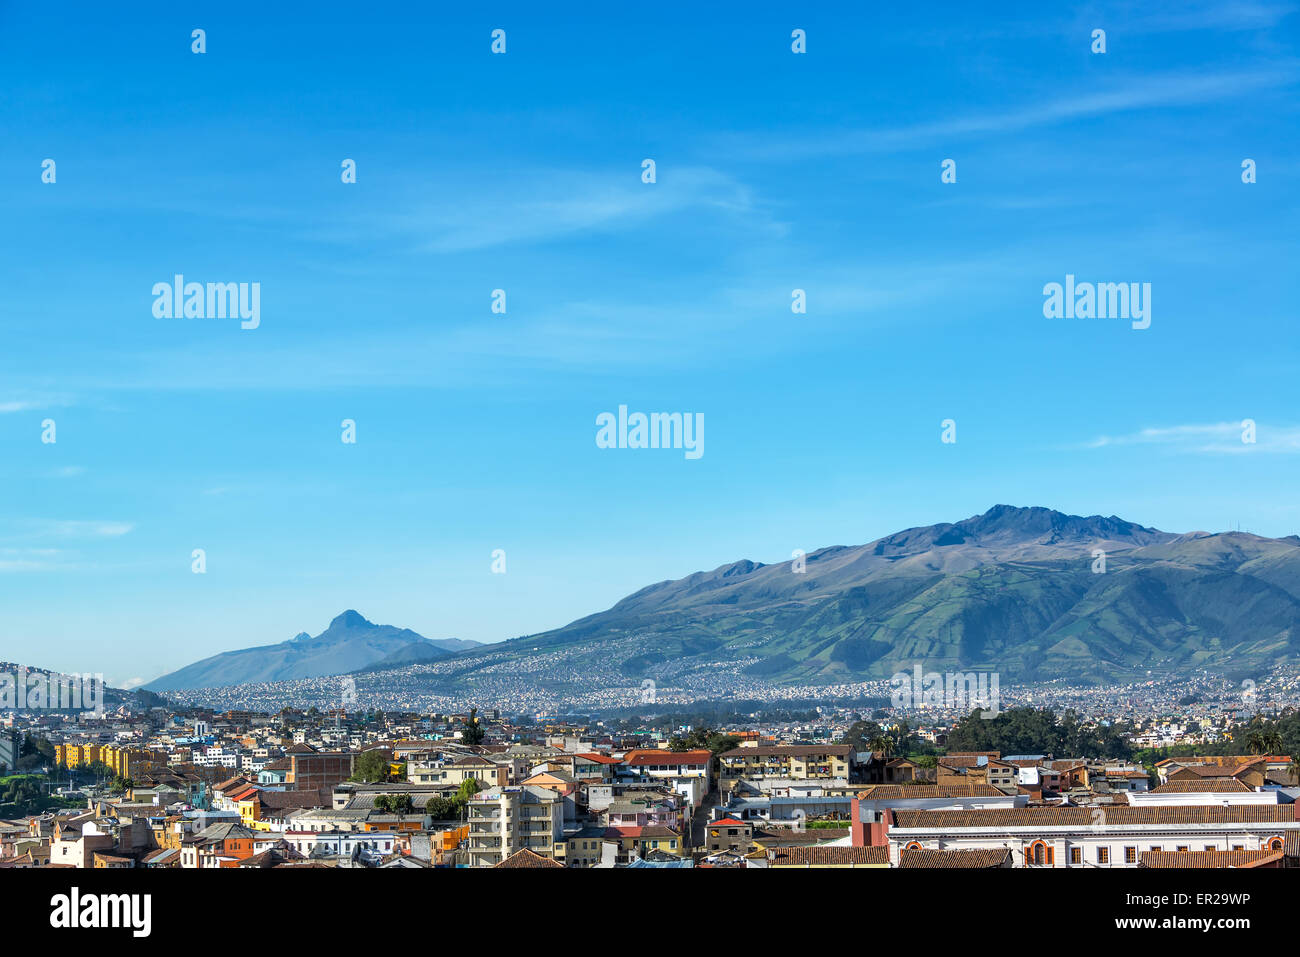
883,805,1298,867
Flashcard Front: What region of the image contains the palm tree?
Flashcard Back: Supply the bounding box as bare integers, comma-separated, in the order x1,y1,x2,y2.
1247,727,1284,755
868,735,895,759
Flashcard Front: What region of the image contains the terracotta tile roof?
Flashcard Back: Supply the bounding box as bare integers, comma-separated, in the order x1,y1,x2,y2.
493,848,563,869
710,817,751,828
449,755,495,767
891,805,1297,829
576,752,622,764
857,784,1004,801
1151,778,1251,793
770,845,889,866
899,847,1013,869
1139,848,1284,869
1170,762,1264,780
1156,755,1283,768
604,825,680,840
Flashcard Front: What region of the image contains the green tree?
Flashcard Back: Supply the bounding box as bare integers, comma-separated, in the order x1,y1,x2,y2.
839,720,883,751
667,727,742,755
461,708,486,746
351,749,392,783
867,735,894,759
425,796,459,819
456,778,482,802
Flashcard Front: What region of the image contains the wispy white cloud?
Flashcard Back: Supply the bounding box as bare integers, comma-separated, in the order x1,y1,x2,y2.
426,166,777,252
720,67,1299,162
1098,1,1297,35
0,547,66,573
297,165,784,254
0,393,76,413
1081,422,1300,454
29,520,135,539
44,466,86,479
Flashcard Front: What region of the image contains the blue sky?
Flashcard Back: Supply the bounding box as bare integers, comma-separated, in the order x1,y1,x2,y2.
1,1,1297,685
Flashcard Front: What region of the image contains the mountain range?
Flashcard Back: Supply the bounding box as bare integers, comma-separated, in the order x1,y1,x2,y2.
144,611,479,691
446,504,1300,686
146,506,1300,692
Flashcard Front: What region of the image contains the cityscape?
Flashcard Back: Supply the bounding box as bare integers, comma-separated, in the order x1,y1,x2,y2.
2,0,1297,937
4,661,1300,873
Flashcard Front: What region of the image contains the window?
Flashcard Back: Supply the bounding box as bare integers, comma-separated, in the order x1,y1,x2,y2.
1176,845,1189,852
1097,847,1109,864
1124,847,1136,863
1070,847,1081,864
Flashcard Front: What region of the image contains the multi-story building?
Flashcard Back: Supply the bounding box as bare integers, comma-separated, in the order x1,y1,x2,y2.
286,744,356,791
54,743,103,768
867,804,1300,867
408,754,508,788
466,785,565,868
100,745,169,779
604,825,684,863
718,745,854,792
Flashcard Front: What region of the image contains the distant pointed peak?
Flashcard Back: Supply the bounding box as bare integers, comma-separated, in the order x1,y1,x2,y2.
290,631,312,642
330,610,372,629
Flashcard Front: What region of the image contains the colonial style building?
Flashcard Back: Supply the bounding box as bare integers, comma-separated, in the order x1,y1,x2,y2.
866,804,1300,867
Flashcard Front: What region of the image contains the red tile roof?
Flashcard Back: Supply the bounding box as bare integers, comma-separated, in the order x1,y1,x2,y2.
1140,848,1283,869
899,847,1013,869
770,845,888,866
892,805,1297,829
493,848,563,869
1151,778,1251,793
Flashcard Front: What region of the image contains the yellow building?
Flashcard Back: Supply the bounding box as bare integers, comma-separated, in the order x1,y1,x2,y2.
55,743,103,768
718,745,854,789
100,745,168,779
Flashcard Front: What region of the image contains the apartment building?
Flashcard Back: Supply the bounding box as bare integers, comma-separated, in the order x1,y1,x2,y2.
466,785,565,868
718,745,854,792
286,744,356,791
408,754,509,788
